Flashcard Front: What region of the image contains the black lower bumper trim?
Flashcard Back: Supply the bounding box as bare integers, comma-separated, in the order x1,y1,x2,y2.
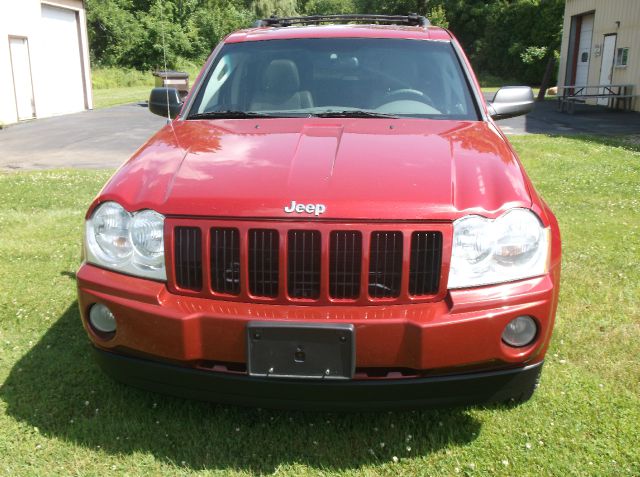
93,347,543,410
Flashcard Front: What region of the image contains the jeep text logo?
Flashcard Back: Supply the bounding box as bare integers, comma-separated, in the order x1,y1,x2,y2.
284,200,326,216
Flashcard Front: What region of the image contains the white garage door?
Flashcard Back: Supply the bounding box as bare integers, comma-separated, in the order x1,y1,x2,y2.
40,4,86,116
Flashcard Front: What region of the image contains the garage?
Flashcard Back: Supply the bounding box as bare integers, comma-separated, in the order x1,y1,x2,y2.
0,0,92,125
39,4,87,116
559,0,640,112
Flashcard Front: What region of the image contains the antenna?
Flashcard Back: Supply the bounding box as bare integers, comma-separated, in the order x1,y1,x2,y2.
159,0,174,127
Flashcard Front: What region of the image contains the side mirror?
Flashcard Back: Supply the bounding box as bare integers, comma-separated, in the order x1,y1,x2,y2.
149,87,183,119
488,86,534,120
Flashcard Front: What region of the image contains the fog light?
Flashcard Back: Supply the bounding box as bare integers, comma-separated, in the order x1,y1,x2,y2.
89,304,117,334
502,315,537,347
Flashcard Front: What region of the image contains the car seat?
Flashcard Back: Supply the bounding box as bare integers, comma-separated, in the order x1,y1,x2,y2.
250,59,314,111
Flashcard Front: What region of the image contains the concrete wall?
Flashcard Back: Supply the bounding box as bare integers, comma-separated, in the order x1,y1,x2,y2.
0,0,92,125
558,0,640,112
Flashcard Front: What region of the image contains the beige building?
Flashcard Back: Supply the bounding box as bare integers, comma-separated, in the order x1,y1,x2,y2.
558,0,640,111
0,0,92,125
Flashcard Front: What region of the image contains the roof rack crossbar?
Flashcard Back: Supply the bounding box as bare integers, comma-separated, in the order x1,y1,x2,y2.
254,14,430,28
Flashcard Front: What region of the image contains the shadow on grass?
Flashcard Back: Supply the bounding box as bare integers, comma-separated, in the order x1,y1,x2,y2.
1,302,481,473
554,133,640,152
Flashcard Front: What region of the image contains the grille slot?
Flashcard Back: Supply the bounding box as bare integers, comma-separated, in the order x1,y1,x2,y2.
288,230,321,299
210,227,240,295
409,232,443,295
249,229,279,297
330,231,362,299
368,231,403,298
174,227,203,291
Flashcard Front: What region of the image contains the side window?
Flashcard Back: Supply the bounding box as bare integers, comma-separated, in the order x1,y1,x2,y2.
440,56,467,115
615,47,629,67
197,53,239,113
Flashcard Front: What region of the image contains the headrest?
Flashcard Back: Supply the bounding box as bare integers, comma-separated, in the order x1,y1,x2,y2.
263,59,300,95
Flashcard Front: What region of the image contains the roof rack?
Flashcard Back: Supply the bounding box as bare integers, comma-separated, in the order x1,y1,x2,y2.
254,13,430,28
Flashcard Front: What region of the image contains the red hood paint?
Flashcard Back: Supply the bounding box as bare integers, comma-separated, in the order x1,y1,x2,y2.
96,118,532,221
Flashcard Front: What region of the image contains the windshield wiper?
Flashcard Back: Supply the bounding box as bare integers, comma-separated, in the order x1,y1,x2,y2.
188,111,284,120
312,110,399,118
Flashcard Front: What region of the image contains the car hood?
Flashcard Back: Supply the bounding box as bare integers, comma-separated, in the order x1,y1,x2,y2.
97,118,531,221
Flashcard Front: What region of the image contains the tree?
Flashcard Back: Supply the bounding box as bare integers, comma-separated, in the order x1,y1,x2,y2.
86,0,253,70
480,0,564,84
85,0,564,86
353,0,428,14
85,0,143,67
249,0,297,17
300,0,357,15
428,4,448,28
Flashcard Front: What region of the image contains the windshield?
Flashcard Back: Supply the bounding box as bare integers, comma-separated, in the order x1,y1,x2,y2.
188,38,479,120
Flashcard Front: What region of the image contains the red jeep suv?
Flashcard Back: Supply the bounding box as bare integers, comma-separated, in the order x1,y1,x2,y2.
77,14,561,410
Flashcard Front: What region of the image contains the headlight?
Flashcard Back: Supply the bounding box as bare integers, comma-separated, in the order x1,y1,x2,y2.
448,208,549,289
85,201,166,280
130,209,165,269
89,201,132,265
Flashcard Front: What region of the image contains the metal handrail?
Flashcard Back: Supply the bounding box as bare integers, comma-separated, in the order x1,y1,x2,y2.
558,84,634,97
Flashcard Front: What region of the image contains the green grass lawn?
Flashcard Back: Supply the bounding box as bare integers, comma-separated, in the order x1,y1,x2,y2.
91,65,201,109
92,86,154,109
0,135,639,476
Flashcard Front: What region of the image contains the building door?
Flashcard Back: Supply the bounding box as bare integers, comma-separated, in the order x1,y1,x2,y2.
9,37,36,121
39,4,86,116
574,13,594,90
597,34,617,106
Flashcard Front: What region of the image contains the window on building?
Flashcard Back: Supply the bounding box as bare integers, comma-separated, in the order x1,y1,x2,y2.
615,47,629,67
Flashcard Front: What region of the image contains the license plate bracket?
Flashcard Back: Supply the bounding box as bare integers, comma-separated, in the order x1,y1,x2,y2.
246,321,355,380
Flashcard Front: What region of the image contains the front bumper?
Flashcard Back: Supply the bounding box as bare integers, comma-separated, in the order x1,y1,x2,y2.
78,262,560,406
94,346,544,410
